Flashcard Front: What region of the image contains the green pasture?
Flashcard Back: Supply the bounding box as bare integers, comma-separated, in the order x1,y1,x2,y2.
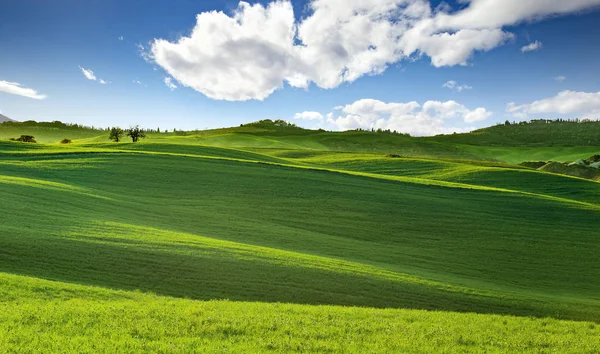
1,120,600,352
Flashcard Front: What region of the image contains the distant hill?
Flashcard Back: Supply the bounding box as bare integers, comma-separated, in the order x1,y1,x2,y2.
2,119,599,162
0,113,15,123
0,120,107,143
429,119,600,146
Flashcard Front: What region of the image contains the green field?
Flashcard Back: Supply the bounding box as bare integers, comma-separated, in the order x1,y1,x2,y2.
1,121,600,352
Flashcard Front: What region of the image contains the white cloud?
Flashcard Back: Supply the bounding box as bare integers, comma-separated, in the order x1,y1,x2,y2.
521,40,543,53
507,90,600,119
79,66,109,84
133,80,142,85
118,36,124,41
137,44,154,63
401,27,513,67
555,75,566,82
464,107,492,122
0,80,47,100
326,98,491,136
150,0,600,101
164,77,177,90
79,66,97,81
294,111,324,120
442,80,472,92
151,2,298,101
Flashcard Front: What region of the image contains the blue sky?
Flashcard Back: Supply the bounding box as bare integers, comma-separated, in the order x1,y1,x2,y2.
1,0,600,135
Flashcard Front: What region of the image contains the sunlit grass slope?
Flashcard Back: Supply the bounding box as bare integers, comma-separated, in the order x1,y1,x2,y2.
2,272,599,353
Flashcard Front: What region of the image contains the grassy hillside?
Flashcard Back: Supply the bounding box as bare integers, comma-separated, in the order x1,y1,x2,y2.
3,272,598,353
429,119,600,147
0,120,106,143
1,121,600,351
4,119,600,163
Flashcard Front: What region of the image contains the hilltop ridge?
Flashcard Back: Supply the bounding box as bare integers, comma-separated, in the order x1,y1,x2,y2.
2,118,600,163
428,119,600,146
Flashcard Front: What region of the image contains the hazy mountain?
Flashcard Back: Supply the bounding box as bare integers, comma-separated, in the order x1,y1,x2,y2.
0,113,15,123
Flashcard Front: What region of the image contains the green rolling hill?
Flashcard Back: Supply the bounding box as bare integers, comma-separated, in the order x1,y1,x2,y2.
1,119,600,352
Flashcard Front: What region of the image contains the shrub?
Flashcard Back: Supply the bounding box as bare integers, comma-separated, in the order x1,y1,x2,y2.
14,135,37,143
60,138,72,144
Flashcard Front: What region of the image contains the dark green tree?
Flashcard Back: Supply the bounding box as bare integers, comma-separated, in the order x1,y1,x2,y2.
126,125,146,143
13,135,36,143
109,127,124,142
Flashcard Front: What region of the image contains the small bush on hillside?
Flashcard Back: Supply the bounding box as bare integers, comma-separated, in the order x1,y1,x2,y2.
385,154,402,158
12,135,37,143
60,138,72,144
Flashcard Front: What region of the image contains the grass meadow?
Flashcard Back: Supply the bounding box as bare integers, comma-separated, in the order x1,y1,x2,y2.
1,122,600,352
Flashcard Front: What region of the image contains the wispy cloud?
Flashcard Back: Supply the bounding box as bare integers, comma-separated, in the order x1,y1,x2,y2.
0,80,47,100
118,36,124,41
554,75,566,82
442,80,472,92
79,66,97,81
137,44,153,63
133,80,142,85
521,40,543,53
79,66,109,84
164,77,177,91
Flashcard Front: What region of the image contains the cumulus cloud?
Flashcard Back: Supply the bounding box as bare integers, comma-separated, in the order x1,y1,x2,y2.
508,90,600,119
150,0,600,101
294,111,324,120
555,75,566,82
164,77,177,90
442,80,472,92
464,107,493,122
326,98,491,136
79,66,109,84
521,40,543,53
151,2,299,101
0,80,47,100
